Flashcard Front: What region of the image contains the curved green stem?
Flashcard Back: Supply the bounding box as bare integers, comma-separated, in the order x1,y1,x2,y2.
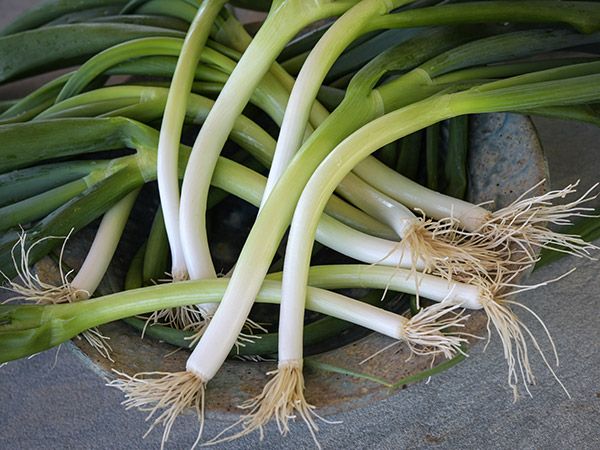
372,1,600,34
132,0,198,22
0,264,465,364
142,208,170,284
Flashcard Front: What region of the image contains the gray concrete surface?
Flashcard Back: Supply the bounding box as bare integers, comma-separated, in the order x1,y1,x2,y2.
1,2,599,449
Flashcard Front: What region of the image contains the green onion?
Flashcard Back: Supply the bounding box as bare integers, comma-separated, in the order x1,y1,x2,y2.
2,2,600,448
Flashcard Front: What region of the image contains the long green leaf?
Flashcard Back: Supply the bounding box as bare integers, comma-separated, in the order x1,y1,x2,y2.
0,23,184,83
0,0,128,36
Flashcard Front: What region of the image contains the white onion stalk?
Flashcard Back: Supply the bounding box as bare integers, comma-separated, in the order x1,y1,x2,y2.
211,259,578,442
257,3,511,284
204,156,527,276
183,74,597,436
184,71,600,431
92,258,576,445
210,157,425,270
260,24,600,294
114,17,600,450
209,297,470,446
147,1,302,338
219,194,474,441
213,8,331,130
218,73,600,433
154,0,227,332
1,189,139,359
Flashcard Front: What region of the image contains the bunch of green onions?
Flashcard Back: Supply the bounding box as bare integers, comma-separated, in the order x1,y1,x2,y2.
1,0,600,447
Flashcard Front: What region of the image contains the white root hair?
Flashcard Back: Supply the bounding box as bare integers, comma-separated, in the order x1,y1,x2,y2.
211,302,470,447
401,300,471,359
1,231,112,360
382,213,529,311
207,361,331,448
184,316,267,353
401,213,513,285
360,298,472,366
1,231,88,304
472,266,572,400
363,258,573,401
475,180,599,264
144,304,206,334
78,328,113,361
141,272,208,333
141,284,267,351
141,276,268,345
108,370,206,450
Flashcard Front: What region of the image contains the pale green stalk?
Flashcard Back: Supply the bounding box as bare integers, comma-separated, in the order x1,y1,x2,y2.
354,62,600,229
55,37,232,102
281,29,600,234
0,158,130,232
0,160,107,207
213,8,331,129
264,0,414,206
281,100,443,367
209,158,420,269
337,172,415,237
4,187,138,359
0,73,72,124
0,118,398,279
266,3,600,210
